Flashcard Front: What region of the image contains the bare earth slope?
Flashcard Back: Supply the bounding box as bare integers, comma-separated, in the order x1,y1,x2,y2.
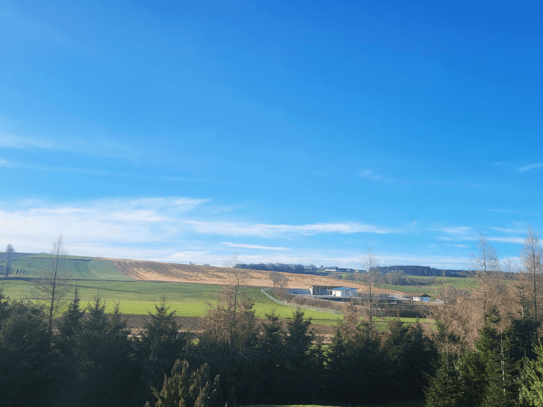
107,258,397,295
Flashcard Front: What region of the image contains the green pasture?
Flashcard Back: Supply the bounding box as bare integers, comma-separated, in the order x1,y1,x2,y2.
0,279,340,323
7,257,133,281
377,275,478,296
0,278,434,328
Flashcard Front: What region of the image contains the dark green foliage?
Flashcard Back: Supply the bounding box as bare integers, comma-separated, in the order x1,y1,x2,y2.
474,310,520,406
384,320,437,399
139,295,188,405
425,353,467,407
426,307,524,407
0,298,59,407
79,297,138,407
145,359,222,407
323,304,387,403
520,341,543,406
508,315,541,362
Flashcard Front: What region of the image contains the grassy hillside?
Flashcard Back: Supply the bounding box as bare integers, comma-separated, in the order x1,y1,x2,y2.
7,256,134,281
377,275,479,296
0,279,341,323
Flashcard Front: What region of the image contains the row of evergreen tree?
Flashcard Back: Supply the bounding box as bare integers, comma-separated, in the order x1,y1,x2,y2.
3,286,543,406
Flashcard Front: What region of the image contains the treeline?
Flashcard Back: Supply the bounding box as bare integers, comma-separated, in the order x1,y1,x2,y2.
236,262,319,274
377,265,466,277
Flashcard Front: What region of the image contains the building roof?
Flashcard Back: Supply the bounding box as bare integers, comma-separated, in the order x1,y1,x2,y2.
331,287,357,291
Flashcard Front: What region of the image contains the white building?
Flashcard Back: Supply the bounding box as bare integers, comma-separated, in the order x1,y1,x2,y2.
329,287,358,297
412,294,431,302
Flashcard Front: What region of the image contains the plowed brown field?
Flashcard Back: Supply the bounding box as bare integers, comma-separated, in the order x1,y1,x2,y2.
106,258,398,295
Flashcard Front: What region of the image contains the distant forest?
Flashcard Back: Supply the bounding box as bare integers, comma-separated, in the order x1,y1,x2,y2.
376,265,466,278
236,263,320,274
236,262,466,278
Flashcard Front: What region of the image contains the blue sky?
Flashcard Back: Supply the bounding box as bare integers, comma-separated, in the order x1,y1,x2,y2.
1,0,542,268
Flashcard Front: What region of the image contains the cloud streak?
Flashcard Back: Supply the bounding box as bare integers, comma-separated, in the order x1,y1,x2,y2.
0,159,15,168
0,197,393,258
359,169,392,182
188,221,393,237
518,162,543,173
221,242,289,251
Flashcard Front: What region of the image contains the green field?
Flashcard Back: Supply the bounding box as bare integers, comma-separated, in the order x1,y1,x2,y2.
377,275,478,297
8,256,134,281
0,278,342,323
1,255,445,327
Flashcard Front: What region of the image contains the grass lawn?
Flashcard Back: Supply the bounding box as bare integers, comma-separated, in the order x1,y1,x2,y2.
0,278,341,323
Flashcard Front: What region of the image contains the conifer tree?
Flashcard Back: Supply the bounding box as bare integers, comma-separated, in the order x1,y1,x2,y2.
145,359,222,407
475,309,520,407
140,295,186,404
424,353,466,407
520,341,543,406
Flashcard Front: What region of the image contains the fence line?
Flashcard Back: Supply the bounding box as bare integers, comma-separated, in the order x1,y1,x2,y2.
260,288,342,316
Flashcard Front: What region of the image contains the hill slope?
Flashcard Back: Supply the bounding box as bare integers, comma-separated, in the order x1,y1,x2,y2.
108,258,398,295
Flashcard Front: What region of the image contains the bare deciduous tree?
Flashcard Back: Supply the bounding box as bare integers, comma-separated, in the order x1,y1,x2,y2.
33,233,72,334
362,246,380,322
4,243,14,277
201,252,255,404
269,271,289,291
469,232,501,321
521,226,543,318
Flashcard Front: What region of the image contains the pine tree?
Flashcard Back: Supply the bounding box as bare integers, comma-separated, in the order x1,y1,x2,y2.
424,353,466,407
282,308,319,403
145,359,222,407
520,341,543,406
140,295,186,405
75,294,137,407
475,308,521,407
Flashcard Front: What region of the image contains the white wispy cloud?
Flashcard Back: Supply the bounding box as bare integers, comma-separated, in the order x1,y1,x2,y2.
438,226,525,245
0,159,15,168
489,226,525,234
0,197,393,259
518,162,543,173
0,133,55,149
0,197,208,250
454,244,470,248
187,221,393,237
359,169,392,182
487,237,524,244
438,226,476,241
0,131,147,161
221,242,289,251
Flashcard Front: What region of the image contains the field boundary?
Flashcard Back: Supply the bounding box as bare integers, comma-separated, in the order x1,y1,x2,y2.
260,288,342,316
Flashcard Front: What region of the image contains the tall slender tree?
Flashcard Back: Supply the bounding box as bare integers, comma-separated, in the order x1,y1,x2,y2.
521,226,543,318
469,232,501,322
362,246,380,322
33,233,72,335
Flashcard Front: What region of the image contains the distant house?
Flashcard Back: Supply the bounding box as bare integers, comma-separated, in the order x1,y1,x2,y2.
329,287,357,297
412,294,431,302
310,285,333,295
309,285,357,297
